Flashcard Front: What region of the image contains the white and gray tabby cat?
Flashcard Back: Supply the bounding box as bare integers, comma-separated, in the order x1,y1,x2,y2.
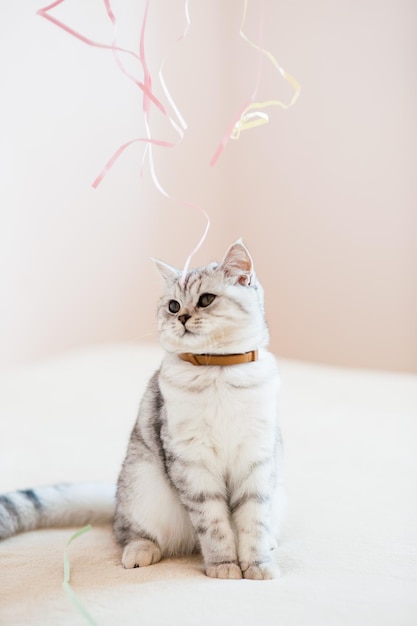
0,241,284,580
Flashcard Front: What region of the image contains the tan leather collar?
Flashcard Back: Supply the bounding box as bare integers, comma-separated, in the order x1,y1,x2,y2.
178,349,258,366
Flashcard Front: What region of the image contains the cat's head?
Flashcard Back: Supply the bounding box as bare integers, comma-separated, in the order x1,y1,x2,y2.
153,240,269,354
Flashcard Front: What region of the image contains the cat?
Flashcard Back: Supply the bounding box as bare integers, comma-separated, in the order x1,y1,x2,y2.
0,240,284,580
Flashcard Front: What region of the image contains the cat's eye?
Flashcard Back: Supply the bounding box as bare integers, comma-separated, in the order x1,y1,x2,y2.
197,293,216,308
168,300,181,314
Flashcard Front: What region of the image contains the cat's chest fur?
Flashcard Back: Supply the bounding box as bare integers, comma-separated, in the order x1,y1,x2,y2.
158,350,279,471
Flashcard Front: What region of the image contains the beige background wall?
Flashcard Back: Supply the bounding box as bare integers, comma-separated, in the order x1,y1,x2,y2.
0,0,416,373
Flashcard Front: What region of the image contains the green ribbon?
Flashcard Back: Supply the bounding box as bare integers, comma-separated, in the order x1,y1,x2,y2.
62,525,99,626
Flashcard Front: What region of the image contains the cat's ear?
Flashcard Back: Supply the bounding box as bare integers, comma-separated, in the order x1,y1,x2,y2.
152,258,180,284
219,240,255,286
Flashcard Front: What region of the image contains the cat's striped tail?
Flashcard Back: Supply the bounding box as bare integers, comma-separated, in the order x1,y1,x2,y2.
0,483,115,540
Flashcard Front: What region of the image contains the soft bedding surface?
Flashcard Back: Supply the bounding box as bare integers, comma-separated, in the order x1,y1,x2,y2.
0,343,416,626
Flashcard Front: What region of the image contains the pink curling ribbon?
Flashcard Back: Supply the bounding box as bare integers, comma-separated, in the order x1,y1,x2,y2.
37,0,210,278
210,0,301,166
37,0,174,190
91,138,175,189
37,0,166,115
92,0,177,192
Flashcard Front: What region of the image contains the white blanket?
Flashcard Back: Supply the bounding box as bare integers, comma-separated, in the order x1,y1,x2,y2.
1,344,416,625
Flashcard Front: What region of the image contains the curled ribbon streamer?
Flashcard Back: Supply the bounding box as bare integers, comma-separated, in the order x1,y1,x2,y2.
36,0,177,189
94,0,182,191
180,204,211,283
92,137,175,189
96,0,184,197
37,0,166,115
62,525,98,626
210,0,301,166
38,0,211,278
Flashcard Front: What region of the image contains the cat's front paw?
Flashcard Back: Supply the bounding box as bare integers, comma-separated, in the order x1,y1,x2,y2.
240,561,279,580
122,539,162,569
205,562,243,580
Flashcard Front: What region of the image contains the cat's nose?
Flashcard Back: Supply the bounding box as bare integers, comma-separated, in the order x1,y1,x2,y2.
178,313,191,326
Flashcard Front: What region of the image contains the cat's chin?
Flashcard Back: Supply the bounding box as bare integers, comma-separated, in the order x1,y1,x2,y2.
160,335,265,356
160,325,268,355
159,327,201,352
160,336,208,354
160,330,221,354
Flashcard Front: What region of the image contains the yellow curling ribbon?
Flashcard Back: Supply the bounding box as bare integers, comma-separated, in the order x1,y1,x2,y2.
230,111,269,139
231,0,301,140
63,525,99,626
